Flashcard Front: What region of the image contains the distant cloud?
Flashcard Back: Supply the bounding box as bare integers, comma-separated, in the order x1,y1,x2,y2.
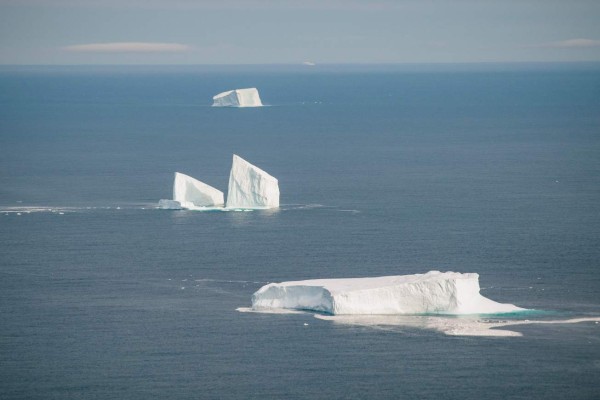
535,38,600,49
62,42,191,53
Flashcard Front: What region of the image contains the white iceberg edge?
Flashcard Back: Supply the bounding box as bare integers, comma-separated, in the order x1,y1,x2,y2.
251,271,526,316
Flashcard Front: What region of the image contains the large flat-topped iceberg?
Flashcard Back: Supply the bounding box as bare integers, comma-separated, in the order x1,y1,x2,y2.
212,88,263,107
252,271,525,315
226,154,279,209
159,172,224,209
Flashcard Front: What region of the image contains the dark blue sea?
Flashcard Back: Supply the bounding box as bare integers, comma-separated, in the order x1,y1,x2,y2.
1,64,599,399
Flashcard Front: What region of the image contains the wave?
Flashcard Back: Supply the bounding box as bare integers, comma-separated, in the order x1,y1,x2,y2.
0,204,156,215
1,203,359,216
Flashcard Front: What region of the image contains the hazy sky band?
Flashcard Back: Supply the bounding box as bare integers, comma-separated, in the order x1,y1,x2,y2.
1,0,599,64
62,42,191,53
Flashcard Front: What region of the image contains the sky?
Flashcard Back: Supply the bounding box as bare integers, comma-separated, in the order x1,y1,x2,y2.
1,0,600,65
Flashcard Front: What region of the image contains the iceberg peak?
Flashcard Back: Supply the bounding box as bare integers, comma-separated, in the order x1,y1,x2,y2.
226,155,279,209
212,88,263,107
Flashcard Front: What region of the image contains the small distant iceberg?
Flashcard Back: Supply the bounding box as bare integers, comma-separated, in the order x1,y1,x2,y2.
212,88,263,107
251,271,525,315
302,61,316,66
159,172,224,210
158,155,279,210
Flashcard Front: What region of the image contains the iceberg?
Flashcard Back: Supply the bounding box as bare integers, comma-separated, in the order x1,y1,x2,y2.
159,172,224,209
251,271,525,315
212,88,263,107
226,154,279,209
158,156,279,211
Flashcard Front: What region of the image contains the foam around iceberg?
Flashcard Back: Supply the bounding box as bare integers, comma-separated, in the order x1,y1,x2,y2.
251,271,525,315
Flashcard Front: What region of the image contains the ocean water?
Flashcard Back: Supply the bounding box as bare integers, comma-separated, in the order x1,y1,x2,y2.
1,64,599,399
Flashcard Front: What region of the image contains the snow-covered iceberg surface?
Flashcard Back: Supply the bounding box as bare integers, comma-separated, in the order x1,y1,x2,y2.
159,172,224,209
252,271,525,315
226,155,279,209
212,88,263,107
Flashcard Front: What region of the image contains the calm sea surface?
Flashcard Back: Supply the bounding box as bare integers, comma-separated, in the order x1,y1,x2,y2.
1,64,599,399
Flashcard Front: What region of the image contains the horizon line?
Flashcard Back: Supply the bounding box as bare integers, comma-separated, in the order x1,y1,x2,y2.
2,61,600,67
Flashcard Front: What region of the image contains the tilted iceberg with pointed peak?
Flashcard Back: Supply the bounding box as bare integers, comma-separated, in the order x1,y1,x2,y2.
158,172,224,209
212,88,263,107
252,271,525,315
226,155,279,209
158,156,279,211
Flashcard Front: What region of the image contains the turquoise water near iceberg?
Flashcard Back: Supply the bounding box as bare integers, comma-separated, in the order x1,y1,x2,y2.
1,64,600,399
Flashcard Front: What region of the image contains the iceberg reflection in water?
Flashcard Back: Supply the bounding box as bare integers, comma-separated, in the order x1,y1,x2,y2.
315,314,600,337
238,308,600,337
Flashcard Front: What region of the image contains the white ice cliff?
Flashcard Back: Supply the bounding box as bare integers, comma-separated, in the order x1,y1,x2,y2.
159,172,224,209
226,154,279,209
212,88,263,107
251,271,525,315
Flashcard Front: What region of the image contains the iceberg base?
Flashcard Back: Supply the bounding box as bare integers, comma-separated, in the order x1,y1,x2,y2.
158,199,182,210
